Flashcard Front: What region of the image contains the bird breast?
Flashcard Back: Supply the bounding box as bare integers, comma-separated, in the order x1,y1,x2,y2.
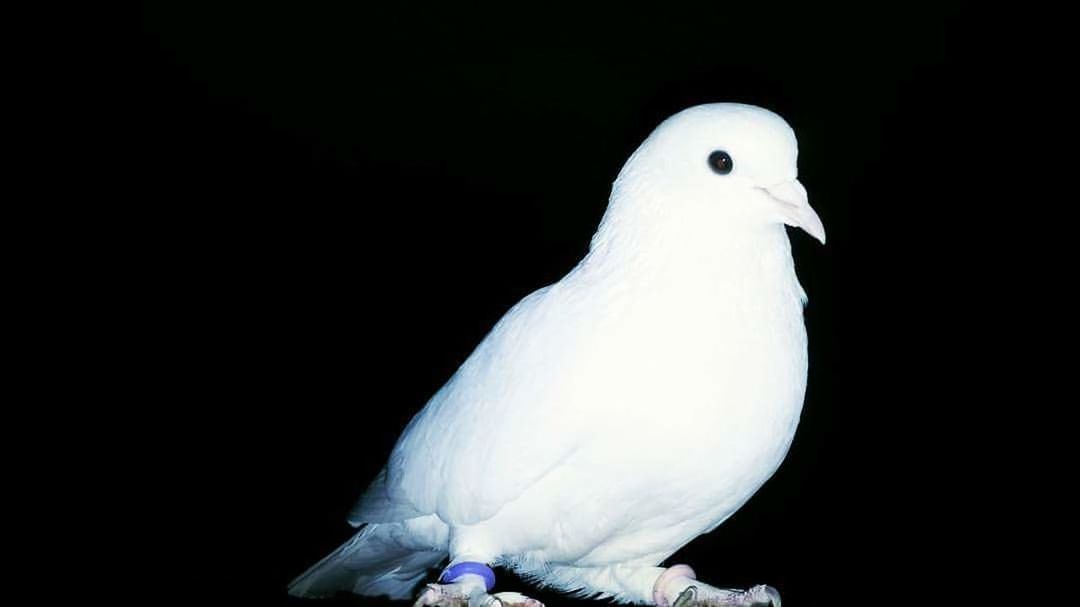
549,243,809,508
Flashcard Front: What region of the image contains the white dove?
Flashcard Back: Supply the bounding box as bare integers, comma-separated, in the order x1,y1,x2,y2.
288,103,825,607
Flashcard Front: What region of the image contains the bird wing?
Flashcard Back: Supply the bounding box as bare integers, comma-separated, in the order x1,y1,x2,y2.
350,282,599,526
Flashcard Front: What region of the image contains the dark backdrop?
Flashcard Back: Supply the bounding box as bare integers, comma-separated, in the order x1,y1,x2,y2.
119,3,1011,606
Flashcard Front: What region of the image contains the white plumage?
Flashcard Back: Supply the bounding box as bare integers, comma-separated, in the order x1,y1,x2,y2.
289,103,825,606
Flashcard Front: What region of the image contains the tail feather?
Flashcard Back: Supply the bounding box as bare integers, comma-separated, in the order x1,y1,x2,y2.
288,524,446,600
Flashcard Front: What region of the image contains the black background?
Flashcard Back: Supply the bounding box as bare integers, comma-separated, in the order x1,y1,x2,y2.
114,3,1023,605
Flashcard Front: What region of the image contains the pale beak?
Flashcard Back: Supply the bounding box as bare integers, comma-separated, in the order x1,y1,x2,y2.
760,179,826,244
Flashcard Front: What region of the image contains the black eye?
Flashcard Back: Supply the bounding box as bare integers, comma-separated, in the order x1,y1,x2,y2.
707,150,733,175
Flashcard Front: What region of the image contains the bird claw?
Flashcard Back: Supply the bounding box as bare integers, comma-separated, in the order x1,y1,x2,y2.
747,584,781,607
413,583,468,607
671,583,781,607
673,585,698,607
412,583,543,607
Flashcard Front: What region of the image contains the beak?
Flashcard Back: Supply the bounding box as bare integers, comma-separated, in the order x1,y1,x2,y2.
760,179,826,244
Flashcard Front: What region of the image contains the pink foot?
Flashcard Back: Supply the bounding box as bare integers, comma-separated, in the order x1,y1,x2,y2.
653,564,780,607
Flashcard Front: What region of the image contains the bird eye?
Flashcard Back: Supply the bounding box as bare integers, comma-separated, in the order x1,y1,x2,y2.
707,150,733,175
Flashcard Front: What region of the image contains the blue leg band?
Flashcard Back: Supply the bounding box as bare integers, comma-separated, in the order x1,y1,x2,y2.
439,561,496,591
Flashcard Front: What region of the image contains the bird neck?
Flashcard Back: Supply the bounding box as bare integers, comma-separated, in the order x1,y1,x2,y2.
579,189,807,308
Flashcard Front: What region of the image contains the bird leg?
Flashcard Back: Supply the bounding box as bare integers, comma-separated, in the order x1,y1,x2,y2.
413,563,544,607
412,574,489,607
653,564,780,607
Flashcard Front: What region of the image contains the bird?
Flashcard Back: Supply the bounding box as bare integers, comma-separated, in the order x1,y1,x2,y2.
288,103,825,607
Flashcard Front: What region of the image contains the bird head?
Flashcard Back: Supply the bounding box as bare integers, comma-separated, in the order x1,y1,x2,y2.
604,103,826,247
